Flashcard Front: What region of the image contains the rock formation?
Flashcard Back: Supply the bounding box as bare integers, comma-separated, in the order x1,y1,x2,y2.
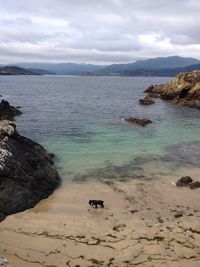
139,97,155,105
0,100,22,120
123,117,152,127
0,101,60,222
145,71,200,109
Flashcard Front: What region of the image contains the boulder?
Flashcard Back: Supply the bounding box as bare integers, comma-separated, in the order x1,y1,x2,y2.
0,100,22,120
145,71,200,109
123,117,152,127
176,176,193,187
0,120,60,221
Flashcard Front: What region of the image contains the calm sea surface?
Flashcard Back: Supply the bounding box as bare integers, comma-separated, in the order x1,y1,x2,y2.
0,75,200,181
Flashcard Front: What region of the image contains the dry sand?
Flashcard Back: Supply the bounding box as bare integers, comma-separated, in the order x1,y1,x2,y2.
1,169,200,267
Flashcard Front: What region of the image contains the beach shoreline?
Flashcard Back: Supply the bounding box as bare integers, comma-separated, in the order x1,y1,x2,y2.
1,169,200,267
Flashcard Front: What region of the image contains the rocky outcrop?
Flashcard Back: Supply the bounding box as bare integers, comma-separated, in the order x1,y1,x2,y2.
123,117,152,127
145,71,200,109
0,100,22,120
0,120,60,221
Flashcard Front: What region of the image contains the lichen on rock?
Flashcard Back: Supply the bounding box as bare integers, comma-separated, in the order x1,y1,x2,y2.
0,148,12,170
0,120,16,137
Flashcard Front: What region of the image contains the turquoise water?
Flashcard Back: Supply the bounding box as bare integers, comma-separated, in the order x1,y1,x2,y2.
0,75,200,180
43,117,200,177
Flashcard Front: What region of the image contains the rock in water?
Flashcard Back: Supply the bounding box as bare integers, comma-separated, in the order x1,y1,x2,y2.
0,120,60,221
0,100,22,120
176,176,193,187
145,71,200,109
139,97,155,105
124,117,152,127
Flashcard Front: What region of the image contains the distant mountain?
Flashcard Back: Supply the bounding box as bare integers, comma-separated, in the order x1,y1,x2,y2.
93,56,200,75
5,56,200,77
15,63,105,75
0,66,40,75
28,68,56,75
121,64,200,77
127,56,199,69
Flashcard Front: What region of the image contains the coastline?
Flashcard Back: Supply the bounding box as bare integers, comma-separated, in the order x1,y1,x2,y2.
1,167,200,267
0,73,200,266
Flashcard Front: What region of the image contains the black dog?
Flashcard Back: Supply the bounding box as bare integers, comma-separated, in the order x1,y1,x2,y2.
89,200,104,208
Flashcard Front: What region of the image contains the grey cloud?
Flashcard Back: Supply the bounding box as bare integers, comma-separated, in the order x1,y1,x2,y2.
0,0,199,63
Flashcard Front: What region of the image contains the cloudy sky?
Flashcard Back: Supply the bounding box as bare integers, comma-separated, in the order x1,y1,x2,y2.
0,0,199,64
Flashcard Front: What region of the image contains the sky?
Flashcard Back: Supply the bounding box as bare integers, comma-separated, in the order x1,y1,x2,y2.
0,0,200,64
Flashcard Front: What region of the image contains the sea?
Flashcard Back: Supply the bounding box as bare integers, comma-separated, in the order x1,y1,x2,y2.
1,75,200,182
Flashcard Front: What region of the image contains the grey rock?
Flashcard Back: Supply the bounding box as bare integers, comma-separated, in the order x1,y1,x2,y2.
0,120,60,220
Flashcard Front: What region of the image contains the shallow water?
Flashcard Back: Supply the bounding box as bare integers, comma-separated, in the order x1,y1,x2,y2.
0,75,200,180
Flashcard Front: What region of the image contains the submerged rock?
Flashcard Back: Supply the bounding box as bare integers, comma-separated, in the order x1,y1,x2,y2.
0,100,22,120
0,120,60,221
176,176,193,187
145,71,200,109
123,117,152,127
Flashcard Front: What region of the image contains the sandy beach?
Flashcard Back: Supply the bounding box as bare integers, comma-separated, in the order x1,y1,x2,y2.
0,0,200,264
1,166,200,267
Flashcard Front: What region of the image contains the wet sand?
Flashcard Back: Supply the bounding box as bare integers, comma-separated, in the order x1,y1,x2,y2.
1,168,200,267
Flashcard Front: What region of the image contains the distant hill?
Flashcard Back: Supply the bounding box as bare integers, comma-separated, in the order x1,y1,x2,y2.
94,56,200,75
0,66,40,75
121,64,200,77
126,55,199,69
15,63,105,75
28,68,55,75
5,56,200,77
